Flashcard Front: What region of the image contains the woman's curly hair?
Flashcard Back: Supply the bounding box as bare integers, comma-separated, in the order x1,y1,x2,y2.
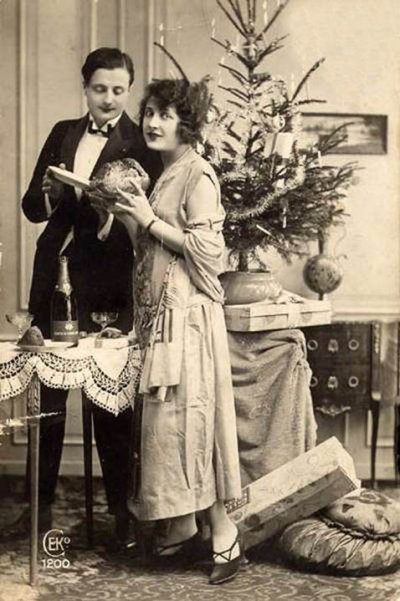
139,78,213,146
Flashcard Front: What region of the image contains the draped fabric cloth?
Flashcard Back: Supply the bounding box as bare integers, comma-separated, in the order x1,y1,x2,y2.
228,329,317,487
129,148,241,521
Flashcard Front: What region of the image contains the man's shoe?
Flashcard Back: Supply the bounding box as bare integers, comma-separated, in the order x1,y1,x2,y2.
0,505,52,542
113,511,137,550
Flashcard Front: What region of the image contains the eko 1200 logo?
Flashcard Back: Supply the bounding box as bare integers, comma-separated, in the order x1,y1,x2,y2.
42,529,71,569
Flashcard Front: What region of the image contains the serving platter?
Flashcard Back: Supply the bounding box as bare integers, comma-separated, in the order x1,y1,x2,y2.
48,166,91,190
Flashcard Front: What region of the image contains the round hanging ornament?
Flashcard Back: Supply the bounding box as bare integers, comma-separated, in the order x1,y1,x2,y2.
303,253,344,295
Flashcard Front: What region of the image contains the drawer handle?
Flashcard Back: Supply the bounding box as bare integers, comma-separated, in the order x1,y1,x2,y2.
310,376,318,388
307,339,318,352
348,339,360,351
328,339,339,353
327,376,339,390
348,376,359,389
315,403,351,417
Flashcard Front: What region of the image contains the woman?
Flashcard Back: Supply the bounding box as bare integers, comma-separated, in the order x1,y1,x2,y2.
95,77,242,585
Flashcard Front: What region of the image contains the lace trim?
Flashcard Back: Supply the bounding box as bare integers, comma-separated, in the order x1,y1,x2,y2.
0,347,142,415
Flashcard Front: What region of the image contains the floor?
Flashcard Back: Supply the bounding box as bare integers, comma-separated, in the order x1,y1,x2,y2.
0,477,399,601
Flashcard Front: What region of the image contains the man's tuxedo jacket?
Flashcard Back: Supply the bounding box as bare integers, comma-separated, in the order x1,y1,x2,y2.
22,112,161,335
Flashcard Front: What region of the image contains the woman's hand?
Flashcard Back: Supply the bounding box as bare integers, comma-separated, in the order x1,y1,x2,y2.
112,178,155,228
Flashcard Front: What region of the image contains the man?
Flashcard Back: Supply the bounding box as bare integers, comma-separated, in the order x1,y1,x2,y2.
5,47,161,544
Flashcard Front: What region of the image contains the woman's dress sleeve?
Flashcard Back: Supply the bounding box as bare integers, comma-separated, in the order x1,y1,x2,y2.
182,170,226,304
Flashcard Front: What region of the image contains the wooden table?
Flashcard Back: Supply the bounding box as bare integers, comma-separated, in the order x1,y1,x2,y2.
0,340,141,585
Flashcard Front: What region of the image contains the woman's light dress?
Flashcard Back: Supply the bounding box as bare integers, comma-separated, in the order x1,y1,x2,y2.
129,147,242,521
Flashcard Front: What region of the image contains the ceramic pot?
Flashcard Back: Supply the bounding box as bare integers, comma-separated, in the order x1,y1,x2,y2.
220,271,283,305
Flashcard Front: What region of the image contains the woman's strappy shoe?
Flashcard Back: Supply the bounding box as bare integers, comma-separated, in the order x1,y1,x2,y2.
152,532,206,565
209,531,242,585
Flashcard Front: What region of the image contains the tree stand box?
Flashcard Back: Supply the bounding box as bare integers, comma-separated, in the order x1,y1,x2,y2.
223,299,332,332
225,437,360,550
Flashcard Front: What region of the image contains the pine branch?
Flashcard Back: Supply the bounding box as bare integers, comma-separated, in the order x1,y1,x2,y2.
291,58,325,101
256,228,308,257
259,102,273,112
258,35,289,61
212,37,252,69
317,122,356,154
273,97,289,115
220,62,249,84
216,0,247,35
227,99,246,109
319,135,347,154
226,123,243,141
256,0,291,40
211,37,229,51
245,0,253,23
247,129,263,147
225,70,250,87
251,72,272,86
303,154,320,170
253,88,268,98
153,42,188,81
221,141,241,156
296,99,327,106
233,167,306,221
246,146,265,159
219,84,249,101
230,0,249,33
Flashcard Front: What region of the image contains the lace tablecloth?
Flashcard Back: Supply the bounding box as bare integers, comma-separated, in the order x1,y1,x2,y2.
0,339,142,415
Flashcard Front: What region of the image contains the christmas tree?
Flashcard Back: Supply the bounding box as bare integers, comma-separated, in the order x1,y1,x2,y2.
204,0,358,271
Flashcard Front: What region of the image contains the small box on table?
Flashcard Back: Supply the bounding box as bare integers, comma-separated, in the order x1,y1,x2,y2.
224,299,331,332
226,437,360,550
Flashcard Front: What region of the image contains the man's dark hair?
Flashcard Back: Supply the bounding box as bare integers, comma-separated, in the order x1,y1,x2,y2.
81,47,134,86
139,78,212,146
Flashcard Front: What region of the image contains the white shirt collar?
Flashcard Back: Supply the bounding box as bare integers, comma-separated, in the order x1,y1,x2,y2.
88,112,123,134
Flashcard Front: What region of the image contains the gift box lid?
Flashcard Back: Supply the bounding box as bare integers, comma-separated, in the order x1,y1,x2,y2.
226,437,360,549
239,437,358,513
224,296,332,331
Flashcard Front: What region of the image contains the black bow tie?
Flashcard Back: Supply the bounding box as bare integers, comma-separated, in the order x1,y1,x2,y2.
88,121,113,138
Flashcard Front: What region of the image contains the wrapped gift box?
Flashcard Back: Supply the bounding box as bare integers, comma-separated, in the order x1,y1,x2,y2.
223,298,332,332
226,437,360,550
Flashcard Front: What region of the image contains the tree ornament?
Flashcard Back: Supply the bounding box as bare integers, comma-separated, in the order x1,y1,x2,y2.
303,253,344,296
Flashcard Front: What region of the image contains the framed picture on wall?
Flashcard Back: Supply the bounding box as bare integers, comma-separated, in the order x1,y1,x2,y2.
301,113,388,155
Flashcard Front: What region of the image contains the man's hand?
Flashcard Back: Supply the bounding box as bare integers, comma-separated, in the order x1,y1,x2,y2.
42,162,65,200
93,203,110,230
86,188,112,229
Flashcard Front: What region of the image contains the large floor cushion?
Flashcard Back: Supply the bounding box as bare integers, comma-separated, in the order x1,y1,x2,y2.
278,488,400,576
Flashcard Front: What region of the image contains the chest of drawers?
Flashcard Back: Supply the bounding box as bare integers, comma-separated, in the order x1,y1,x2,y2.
304,322,380,416
303,322,381,485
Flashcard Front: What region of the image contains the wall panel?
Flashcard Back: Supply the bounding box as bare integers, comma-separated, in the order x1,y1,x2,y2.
0,0,20,326
97,0,119,48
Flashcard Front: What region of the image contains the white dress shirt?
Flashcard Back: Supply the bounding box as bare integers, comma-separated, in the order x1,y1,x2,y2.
49,113,122,253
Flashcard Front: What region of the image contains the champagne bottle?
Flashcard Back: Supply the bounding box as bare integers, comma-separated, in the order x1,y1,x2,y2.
51,256,79,342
